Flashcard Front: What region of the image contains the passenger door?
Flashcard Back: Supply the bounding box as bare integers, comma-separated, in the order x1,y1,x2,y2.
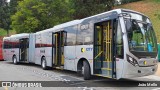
93,19,117,78
19,38,29,61
52,31,67,67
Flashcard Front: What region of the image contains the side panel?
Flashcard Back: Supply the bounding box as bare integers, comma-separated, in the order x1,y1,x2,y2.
11,37,20,62
35,48,43,65
3,38,9,60
2,49,6,60
63,26,77,70
28,34,35,63
45,47,52,67
64,46,76,71
3,37,20,62
116,16,127,79
42,32,52,67
35,32,52,66
75,45,94,74
35,33,42,65
116,58,124,79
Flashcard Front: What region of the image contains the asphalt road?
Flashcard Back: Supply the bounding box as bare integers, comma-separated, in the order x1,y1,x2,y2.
0,60,160,90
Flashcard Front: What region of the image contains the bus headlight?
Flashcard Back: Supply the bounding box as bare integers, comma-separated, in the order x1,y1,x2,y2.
139,60,147,66
127,55,138,66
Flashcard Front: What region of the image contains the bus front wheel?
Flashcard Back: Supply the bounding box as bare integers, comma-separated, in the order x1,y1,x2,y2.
83,61,91,80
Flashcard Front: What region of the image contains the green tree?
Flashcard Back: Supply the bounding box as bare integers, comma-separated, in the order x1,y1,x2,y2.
0,0,10,36
70,0,115,19
121,0,141,4
10,0,23,15
11,0,72,33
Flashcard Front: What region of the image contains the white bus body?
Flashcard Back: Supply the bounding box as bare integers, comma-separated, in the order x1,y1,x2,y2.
3,9,158,80
3,33,35,63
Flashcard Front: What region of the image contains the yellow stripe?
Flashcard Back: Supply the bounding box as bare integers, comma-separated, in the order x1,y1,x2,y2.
94,74,112,78
55,34,57,65
94,51,103,59
101,68,112,70
108,22,110,76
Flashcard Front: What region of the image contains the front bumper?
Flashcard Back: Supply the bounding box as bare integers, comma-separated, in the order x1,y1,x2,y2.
123,63,158,78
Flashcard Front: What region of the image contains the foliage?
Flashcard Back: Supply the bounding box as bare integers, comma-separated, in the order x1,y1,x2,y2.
70,0,115,19
11,0,73,33
10,0,23,15
0,28,16,36
153,0,160,3
11,0,116,33
0,0,10,30
121,0,141,4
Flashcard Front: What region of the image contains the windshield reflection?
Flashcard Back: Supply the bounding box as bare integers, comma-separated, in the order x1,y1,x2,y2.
126,19,157,52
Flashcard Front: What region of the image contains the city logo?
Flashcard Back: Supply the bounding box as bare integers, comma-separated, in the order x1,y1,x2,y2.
81,48,93,53
81,48,85,53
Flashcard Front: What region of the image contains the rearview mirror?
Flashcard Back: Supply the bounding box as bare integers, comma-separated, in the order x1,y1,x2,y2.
132,19,141,33
147,23,152,30
126,19,132,33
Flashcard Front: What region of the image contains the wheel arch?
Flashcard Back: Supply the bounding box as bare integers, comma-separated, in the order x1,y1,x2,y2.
41,55,45,64
77,58,91,72
12,54,16,61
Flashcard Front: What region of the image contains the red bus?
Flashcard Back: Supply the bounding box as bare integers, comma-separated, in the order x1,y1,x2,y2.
0,36,3,60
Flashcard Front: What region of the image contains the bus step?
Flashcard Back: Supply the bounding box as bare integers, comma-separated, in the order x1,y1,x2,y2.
94,74,112,78
55,66,64,70
101,68,112,77
95,62,102,69
95,61,112,68
103,61,112,68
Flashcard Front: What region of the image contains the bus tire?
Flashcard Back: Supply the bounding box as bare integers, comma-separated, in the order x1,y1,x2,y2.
83,60,91,80
41,57,47,70
13,55,18,65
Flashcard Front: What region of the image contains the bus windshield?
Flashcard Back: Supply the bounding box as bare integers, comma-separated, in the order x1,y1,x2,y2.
123,11,158,57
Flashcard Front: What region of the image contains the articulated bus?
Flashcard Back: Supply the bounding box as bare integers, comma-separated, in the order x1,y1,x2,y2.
3,9,158,80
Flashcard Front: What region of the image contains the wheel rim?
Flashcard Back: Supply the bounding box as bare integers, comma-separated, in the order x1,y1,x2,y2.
13,57,16,64
82,66,84,75
42,60,46,68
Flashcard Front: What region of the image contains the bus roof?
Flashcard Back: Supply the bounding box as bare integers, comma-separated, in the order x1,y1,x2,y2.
10,33,29,38
121,9,148,18
35,9,148,34
3,33,30,40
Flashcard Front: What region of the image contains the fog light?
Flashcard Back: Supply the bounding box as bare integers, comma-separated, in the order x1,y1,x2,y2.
138,70,141,73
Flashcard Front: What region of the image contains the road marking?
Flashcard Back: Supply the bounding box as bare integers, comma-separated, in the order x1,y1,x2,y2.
141,75,160,81
78,87,95,90
152,88,160,90
5,86,8,90
69,82,86,86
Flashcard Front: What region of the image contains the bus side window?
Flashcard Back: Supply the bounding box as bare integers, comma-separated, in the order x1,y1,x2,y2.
65,27,76,46
116,21,124,58
3,41,6,49
77,24,93,45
